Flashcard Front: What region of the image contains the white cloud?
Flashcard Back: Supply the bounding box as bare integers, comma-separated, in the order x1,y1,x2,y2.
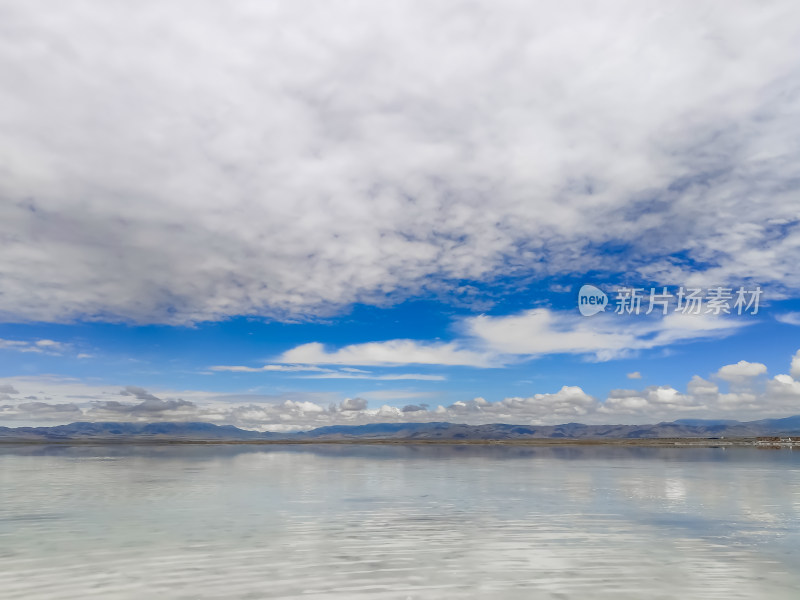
686,375,720,400
599,386,697,418
466,308,746,361
209,364,331,373
33,339,66,351
277,340,494,367
494,386,598,423
270,308,748,368
627,372,642,380
1,401,83,421
208,362,445,380
791,350,800,379
0,338,70,354
303,373,445,381
337,397,368,412
467,310,633,358
767,373,800,405
3,350,800,429
776,312,800,326
715,360,768,384
0,1,798,324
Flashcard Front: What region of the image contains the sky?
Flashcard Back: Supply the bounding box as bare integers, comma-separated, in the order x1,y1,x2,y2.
1,0,800,431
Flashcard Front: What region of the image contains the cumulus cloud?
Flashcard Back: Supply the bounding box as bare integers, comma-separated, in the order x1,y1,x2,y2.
599,386,698,418
490,386,597,422
687,375,720,400
337,397,368,412
715,360,768,384
767,374,800,405
0,384,19,394
90,395,197,419
0,1,799,324
3,350,800,429
791,350,800,379
0,401,83,421
36,385,201,421
627,372,642,380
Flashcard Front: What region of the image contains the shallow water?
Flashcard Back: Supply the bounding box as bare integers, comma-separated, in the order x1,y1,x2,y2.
0,444,798,599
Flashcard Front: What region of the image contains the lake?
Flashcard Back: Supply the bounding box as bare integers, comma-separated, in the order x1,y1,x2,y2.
1,444,798,599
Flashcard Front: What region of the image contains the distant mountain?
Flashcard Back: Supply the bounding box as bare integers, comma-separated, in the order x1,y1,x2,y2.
753,415,800,431
1,416,800,442
0,421,271,441
295,419,800,440
673,418,743,427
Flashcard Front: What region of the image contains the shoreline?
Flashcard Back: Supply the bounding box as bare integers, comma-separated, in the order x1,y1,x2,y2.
0,437,797,448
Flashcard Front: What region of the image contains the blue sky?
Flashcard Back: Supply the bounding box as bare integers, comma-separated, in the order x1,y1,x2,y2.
1,1,800,430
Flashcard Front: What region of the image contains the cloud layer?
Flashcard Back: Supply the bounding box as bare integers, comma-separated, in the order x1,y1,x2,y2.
1,1,799,324
254,308,749,368
3,351,800,430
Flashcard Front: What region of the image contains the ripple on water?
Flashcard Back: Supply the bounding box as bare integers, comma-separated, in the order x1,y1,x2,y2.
0,445,798,599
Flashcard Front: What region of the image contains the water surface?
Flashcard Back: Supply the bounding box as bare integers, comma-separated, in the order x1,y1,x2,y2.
1,444,798,599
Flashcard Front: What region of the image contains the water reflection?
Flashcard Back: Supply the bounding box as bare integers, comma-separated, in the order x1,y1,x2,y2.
1,444,798,599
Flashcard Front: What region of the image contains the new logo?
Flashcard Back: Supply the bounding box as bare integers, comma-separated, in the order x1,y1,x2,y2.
578,284,608,316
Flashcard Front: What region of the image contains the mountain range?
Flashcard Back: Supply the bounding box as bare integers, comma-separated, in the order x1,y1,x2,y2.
1,416,800,442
